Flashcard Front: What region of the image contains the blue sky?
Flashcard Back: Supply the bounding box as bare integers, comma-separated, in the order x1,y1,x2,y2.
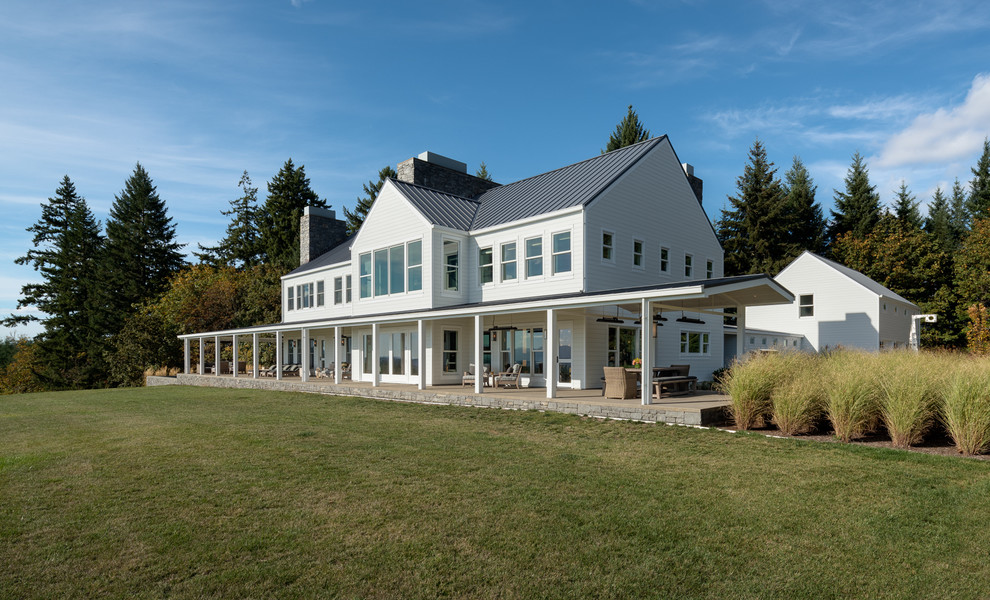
3,0,990,338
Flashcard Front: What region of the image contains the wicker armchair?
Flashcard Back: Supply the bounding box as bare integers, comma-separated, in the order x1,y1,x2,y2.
603,367,638,399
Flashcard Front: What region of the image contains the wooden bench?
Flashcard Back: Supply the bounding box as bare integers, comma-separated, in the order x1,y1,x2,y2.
653,375,698,399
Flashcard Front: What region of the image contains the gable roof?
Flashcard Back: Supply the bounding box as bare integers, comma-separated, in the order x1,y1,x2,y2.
790,251,916,306
287,233,355,276
390,180,480,230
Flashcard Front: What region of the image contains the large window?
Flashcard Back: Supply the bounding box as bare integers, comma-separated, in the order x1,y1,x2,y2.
444,240,459,291
334,277,343,304
359,252,372,299
374,249,388,296
552,231,571,274
493,328,544,375
602,231,614,261
660,247,669,273
799,294,814,317
525,236,543,278
501,242,517,281
407,240,422,292
479,247,493,285
680,331,710,355
633,239,644,268
607,326,638,367
389,244,405,294
442,330,458,373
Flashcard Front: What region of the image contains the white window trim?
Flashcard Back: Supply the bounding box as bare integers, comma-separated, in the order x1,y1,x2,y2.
799,294,814,318
601,229,615,264
551,230,572,276
441,327,461,376
684,253,694,278
679,329,711,356
524,235,544,280
406,239,423,295
499,240,518,284
441,237,461,295
659,246,670,275
632,238,645,270
479,246,494,287
705,259,714,280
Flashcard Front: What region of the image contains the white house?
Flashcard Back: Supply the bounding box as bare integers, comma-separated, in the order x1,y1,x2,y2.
737,251,919,354
179,138,793,404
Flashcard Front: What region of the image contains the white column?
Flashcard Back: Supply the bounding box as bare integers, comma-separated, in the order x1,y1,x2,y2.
183,339,190,374
301,328,310,382
546,309,557,399
232,334,238,378
252,332,259,379
275,331,283,381
641,298,652,406
474,315,484,394
198,338,204,375
372,323,380,387
417,320,426,390
214,335,221,377
334,326,342,384
736,305,746,359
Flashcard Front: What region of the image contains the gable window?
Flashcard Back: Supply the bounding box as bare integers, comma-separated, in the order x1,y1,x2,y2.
359,252,372,299
444,240,459,291
479,247,493,285
316,280,325,306
633,239,644,269
799,294,814,317
684,254,693,278
602,231,614,262
334,277,343,304
389,244,405,294
660,247,669,273
288,286,295,311
345,275,352,302
706,260,714,279
407,240,422,292
501,242,517,281
552,231,571,274
525,236,543,278
680,331,710,355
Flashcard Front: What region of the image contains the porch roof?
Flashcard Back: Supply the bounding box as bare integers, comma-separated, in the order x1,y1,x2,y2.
179,273,793,340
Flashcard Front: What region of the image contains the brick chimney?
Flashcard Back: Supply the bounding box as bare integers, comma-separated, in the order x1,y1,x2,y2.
396,151,500,198
682,163,703,205
300,206,348,266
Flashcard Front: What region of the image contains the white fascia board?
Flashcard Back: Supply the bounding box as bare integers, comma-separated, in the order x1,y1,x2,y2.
468,205,584,236
281,259,353,282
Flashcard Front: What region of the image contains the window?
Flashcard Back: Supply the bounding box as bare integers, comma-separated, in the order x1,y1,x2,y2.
680,331,710,355
296,285,303,308
307,283,314,308
501,242,517,281
479,247,493,285
407,240,422,292
552,231,571,274
442,330,458,374
525,236,543,278
706,260,714,279
444,240,459,291
359,252,372,299
288,286,295,311
602,231,614,261
684,254,693,278
660,247,669,273
316,281,325,306
388,244,405,294
345,275,352,303
632,239,644,268
799,294,814,317
334,277,343,305
374,249,388,296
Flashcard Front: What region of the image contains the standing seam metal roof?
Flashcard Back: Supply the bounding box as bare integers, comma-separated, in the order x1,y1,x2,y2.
390,180,480,230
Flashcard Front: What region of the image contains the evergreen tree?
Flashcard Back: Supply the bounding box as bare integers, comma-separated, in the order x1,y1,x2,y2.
195,171,262,268
604,105,651,153
102,163,186,336
257,159,326,271
950,177,970,236
716,139,788,275
343,165,397,235
892,181,923,231
829,152,881,244
783,156,827,255
475,161,493,181
925,186,954,249
965,138,990,220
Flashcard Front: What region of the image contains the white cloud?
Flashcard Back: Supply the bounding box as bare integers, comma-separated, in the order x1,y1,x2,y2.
877,73,990,167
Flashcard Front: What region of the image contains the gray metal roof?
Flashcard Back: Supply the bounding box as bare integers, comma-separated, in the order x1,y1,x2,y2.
391,180,480,230
287,233,355,276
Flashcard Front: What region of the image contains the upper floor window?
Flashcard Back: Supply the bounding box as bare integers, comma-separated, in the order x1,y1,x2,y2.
479,247,493,285
408,241,422,292
525,236,543,278
501,242,517,281
334,277,343,304
444,240,459,291
660,247,669,273
389,244,405,294
374,249,389,296
633,239,644,269
552,231,571,274
288,286,295,311
799,294,814,317
684,254,693,278
602,231,614,262
359,253,372,299
706,260,714,279
346,274,352,303
316,281,325,306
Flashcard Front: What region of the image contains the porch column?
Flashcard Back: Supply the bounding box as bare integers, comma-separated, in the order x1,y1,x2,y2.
301,328,310,382
372,323,380,387
417,319,426,390
183,339,190,374
736,304,746,359
198,338,204,375
215,335,221,377
275,331,283,381
252,332,259,379
546,308,557,399
232,334,238,378
474,315,484,394
641,298,652,406
333,326,342,384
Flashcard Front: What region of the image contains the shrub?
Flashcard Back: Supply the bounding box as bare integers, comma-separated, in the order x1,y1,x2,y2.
719,352,787,430
821,350,880,442
877,352,941,448
771,353,823,435
941,360,990,455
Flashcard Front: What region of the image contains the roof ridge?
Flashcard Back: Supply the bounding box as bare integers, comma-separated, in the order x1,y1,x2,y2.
388,177,482,203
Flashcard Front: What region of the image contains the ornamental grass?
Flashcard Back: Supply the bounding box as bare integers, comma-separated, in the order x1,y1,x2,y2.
821,350,881,443
720,352,787,430
877,351,942,449
941,359,990,455
770,353,824,435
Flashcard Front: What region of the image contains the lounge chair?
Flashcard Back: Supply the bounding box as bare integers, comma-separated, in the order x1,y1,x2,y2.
462,364,491,387
603,366,638,399
495,363,522,389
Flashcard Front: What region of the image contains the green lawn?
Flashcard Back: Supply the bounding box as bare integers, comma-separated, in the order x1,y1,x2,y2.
2,386,989,599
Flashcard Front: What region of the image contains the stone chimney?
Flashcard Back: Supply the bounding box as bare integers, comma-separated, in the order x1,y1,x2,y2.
682,163,703,205
300,206,348,266
396,151,500,198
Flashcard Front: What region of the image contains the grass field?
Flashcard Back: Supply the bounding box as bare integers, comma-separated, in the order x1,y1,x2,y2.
2,386,990,599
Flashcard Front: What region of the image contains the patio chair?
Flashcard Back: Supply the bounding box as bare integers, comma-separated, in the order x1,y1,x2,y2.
462,364,491,387
495,363,522,389
603,367,638,399
341,363,351,380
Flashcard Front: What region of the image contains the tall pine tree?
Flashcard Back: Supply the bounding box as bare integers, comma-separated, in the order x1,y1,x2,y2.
604,105,651,152
829,152,881,244
892,181,922,231
257,159,326,272
783,156,827,256
343,165,397,235
966,138,990,220
102,163,186,336
195,171,262,268
925,186,954,249
950,177,970,235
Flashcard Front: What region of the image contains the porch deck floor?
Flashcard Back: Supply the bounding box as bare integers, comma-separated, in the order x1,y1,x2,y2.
161,373,731,426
